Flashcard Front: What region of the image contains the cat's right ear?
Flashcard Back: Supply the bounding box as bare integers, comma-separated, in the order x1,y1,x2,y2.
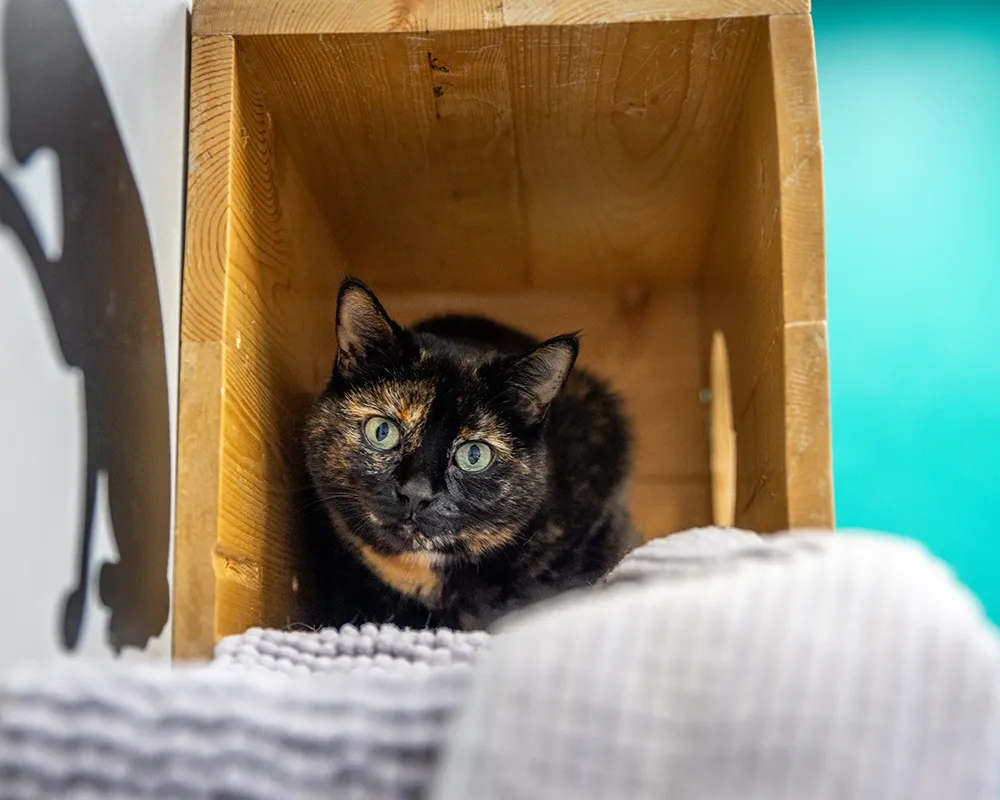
505,334,579,423
335,277,402,378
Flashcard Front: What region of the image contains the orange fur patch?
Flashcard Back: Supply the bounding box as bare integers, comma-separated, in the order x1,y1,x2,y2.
345,381,434,423
342,380,435,449
357,544,442,604
458,412,514,459
459,526,519,557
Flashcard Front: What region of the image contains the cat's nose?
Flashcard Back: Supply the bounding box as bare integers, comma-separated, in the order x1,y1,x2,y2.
398,476,434,513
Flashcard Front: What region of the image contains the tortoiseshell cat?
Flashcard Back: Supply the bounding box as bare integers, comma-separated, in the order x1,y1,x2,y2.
301,278,637,630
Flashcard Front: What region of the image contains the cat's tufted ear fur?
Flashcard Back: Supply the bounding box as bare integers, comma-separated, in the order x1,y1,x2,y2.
334,277,404,378
505,334,579,422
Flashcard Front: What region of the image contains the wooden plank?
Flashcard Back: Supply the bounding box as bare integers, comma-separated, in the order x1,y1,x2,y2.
177,33,350,657
509,18,763,289
733,334,788,532
173,342,223,659
212,42,346,644
770,14,832,528
505,0,808,25
194,0,810,35
505,1,808,26
173,35,235,659
784,321,833,527
181,35,234,344
771,14,826,326
194,0,502,36
701,24,786,531
700,14,831,533
380,288,710,485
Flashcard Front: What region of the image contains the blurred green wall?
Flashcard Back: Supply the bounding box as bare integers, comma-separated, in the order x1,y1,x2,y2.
813,0,1000,620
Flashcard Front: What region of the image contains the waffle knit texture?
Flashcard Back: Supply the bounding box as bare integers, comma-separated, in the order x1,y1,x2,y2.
212,623,491,676
1,528,997,800
434,529,1000,800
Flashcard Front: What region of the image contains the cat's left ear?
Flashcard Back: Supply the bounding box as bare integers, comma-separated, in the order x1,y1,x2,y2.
505,334,579,422
335,277,404,377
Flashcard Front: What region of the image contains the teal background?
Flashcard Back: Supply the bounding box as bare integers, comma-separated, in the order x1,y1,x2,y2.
813,0,1000,621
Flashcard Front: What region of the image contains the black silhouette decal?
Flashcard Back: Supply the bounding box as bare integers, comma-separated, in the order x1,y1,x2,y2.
0,0,171,652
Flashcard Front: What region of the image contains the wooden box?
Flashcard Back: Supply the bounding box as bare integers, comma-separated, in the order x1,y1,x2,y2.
176,0,833,658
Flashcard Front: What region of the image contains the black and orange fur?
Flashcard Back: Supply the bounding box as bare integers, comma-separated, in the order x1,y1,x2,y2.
300,278,636,630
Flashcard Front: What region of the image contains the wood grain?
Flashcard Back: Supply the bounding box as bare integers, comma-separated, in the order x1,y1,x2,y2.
700,14,831,532
770,14,832,528
504,0,809,25
243,32,526,292
173,341,223,658
174,35,235,659
176,34,346,657
509,18,761,288
194,0,810,35
194,0,504,35
701,26,787,533
235,18,762,291
181,36,234,345
214,40,344,643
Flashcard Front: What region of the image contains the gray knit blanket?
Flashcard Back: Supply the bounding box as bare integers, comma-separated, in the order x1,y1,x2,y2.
2,528,998,799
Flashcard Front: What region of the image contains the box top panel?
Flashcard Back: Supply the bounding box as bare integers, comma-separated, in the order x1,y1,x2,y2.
194,0,810,36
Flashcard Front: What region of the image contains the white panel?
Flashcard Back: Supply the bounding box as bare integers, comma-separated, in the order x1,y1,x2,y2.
0,0,187,665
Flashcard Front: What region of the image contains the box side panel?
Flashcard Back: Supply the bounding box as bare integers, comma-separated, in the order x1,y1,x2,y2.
505,0,810,26
700,26,789,532
380,288,712,537
770,13,832,528
212,40,345,643
193,0,810,35
174,34,235,659
700,13,831,533
194,0,503,35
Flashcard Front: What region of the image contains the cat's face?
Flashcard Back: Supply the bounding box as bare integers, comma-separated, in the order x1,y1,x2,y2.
305,279,578,565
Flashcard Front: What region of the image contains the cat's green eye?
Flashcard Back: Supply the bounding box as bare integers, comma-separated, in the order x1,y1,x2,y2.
364,416,400,451
455,441,493,473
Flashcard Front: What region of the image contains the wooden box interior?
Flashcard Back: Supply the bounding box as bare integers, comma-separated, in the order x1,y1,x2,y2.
177,1,832,658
